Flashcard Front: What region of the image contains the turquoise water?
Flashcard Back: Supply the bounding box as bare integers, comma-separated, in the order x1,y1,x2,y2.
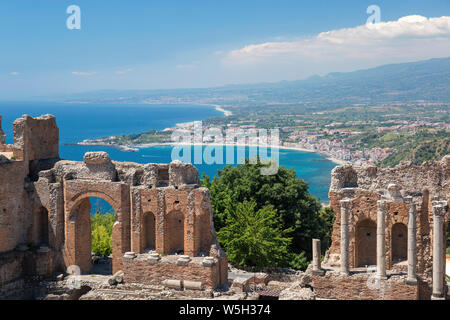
0,102,337,207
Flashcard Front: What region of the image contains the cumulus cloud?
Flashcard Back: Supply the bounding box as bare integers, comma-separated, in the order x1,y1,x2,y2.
224,15,450,65
71,71,97,76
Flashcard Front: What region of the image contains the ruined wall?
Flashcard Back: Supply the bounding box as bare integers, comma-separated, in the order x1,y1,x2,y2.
312,272,419,300
330,157,450,198
319,156,449,300
327,157,449,269
0,161,30,253
0,114,227,298
12,114,59,162
122,254,225,289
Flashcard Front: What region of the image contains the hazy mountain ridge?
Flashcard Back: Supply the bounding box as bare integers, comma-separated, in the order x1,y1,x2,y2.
53,57,450,106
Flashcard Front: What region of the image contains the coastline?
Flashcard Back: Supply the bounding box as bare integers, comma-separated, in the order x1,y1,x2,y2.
210,104,233,117
138,101,233,118
71,140,347,166
69,102,346,166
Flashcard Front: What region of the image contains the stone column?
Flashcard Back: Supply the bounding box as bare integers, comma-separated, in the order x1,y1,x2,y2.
376,199,388,279
340,199,352,276
432,202,447,299
405,197,417,285
312,238,325,276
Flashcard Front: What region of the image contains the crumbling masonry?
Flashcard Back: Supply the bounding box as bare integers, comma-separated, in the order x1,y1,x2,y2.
0,115,227,299
311,157,449,300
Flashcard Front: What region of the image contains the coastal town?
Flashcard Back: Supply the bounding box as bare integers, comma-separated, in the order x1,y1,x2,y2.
75,102,449,167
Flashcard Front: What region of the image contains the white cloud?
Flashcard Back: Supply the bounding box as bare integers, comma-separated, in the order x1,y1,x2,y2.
115,68,133,75
10,72,20,76
224,15,450,65
71,71,97,76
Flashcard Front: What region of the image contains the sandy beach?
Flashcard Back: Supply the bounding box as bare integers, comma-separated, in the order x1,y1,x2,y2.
211,105,233,117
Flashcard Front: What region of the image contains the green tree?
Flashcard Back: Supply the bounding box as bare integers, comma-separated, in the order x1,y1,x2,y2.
91,211,115,257
317,206,335,252
217,200,293,268
201,158,330,261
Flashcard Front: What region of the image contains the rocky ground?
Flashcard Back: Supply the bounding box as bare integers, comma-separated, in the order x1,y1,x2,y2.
34,261,317,300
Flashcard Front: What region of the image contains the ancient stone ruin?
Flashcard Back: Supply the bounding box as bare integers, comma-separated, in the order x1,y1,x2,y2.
0,114,227,299
0,113,449,300
311,157,449,300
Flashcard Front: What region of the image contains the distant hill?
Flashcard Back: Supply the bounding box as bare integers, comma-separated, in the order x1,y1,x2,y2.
285,57,450,104
53,57,450,106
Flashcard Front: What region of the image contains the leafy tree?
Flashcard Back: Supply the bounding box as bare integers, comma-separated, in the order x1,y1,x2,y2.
91,211,115,257
201,158,333,265
217,200,293,268
287,251,309,270
317,206,335,252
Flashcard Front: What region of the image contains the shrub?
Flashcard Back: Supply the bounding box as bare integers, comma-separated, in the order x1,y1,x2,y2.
91,211,115,257
217,199,293,268
201,158,335,269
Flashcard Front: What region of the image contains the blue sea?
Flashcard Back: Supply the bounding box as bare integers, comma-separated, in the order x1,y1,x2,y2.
0,101,337,211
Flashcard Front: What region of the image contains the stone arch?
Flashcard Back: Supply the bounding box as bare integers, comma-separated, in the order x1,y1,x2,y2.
391,223,407,263
355,219,377,267
68,191,119,215
65,192,120,274
142,211,156,251
165,210,185,254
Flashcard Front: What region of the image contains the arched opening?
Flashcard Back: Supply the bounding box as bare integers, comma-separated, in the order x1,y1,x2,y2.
356,219,377,267
143,212,156,251
68,196,116,275
37,207,49,246
166,210,184,254
391,223,407,263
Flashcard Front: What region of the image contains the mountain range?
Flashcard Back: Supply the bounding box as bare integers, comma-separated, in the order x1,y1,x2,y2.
53,57,450,106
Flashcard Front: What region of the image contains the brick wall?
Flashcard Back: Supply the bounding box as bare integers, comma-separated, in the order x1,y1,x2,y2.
312,272,419,300
122,255,227,289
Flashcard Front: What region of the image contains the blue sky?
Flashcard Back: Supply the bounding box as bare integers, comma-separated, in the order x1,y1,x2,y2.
1,0,449,99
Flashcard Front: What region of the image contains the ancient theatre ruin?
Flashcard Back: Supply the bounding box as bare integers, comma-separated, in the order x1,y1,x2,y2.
0,114,228,299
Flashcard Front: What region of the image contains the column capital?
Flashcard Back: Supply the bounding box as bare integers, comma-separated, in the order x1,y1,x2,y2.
408,201,417,218
377,199,389,211
340,198,352,210
432,203,447,217
387,184,403,202
404,196,413,204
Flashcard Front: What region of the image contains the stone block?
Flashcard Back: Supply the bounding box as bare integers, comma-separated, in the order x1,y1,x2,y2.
231,277,250,292
177,255,191,266
202,257,216,267
183,280,203,290
162,279,182,289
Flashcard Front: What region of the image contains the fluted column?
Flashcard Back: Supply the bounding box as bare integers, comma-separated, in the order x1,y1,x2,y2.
405,197,417,285
312,238,325,276
376,199,388,279
340,199,352,276
432,201,447,299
